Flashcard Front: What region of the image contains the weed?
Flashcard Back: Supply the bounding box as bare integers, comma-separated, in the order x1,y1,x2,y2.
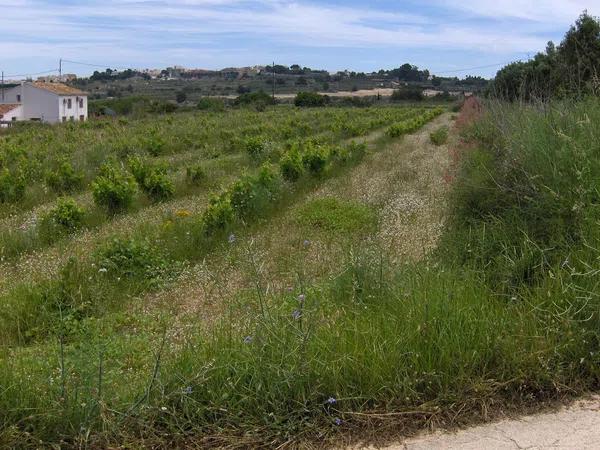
430,126,449,146
95,237,178,289
0,168,25,203
296,198,376,234
186,164,205,185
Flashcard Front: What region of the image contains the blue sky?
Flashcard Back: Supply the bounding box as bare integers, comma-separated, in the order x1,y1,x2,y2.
2,0,598,79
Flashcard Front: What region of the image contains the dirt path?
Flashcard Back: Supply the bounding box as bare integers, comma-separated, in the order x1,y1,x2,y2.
362,396,600,449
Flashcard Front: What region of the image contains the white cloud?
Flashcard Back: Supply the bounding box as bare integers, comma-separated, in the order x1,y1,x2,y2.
434,0,599,24
0,0,569,74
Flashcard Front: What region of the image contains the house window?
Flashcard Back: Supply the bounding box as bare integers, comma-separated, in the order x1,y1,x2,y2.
11,117,17,122
69,116,74,122
62,116,67,123
67,99,72,109
16,94,21,102
79,99,84,108
79,115,85,121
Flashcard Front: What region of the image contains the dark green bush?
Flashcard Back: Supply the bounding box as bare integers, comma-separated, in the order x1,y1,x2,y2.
244,137,267,161
279,146,305,181
229,164,281,219
91,163,137,213
294,92,329,107
201,194,235,236
45,161,85,194
302,143,329,174
235,91,275,109
391,88,424,102
197,97,225,111
42,197,85,231
142,170,175,201
128,156,174,201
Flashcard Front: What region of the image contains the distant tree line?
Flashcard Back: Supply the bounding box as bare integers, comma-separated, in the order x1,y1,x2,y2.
89,68,150,82
264,64,328,76
491,12,600,100
379,64,430,82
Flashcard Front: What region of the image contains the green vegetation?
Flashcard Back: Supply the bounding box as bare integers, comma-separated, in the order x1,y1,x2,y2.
197,97,225,111
91,163,138,213
294,91,330,107
391,87,424,102
296,197,376,233
0,105,444,448
491,12,600,100
77,63,485,103
12,96,600,448
234,90,275,109
429,126,449,145
386,107,444,137
40,198,86,233
45,161,85,194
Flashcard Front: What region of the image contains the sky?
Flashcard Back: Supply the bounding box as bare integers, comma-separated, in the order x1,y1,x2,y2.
2,0,599,80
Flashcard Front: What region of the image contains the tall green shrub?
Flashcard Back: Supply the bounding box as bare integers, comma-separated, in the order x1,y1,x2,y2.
91,163,137,213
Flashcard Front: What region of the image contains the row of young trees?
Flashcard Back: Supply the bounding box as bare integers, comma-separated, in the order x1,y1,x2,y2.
491,12,600,100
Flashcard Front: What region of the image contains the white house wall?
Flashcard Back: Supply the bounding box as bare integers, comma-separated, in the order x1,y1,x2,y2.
58,95,87,122
0,105,23,127
22,84,60,122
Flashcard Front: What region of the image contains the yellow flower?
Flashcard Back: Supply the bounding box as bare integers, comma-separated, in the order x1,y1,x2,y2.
175,209,191,218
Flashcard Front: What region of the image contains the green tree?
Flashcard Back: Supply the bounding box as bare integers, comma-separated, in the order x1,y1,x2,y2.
559,12,600,94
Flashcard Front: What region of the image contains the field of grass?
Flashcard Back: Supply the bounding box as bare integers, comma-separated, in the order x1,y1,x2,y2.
1,97,599,449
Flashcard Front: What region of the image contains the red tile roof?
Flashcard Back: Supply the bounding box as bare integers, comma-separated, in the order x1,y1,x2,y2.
30,82,87,96
0,103,20,117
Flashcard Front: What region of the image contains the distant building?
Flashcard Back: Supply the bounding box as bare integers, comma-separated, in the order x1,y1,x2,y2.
0,81,88,124
0,104,23,127
36,74,77,83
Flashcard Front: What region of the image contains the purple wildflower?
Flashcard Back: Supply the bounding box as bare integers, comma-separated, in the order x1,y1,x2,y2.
326,397,336,405
292,309,302,320
182,386,193,395
228,234,236,244
298,294,305,303
303,239,311,247
243,335,253,344
334,418,342,426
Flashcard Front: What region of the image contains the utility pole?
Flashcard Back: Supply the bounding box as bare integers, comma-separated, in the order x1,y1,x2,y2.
59,58,62,80
1,71,4,103
272,61,275,101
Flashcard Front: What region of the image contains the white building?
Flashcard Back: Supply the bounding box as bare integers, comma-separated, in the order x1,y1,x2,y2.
0,82,88,124
0,104,23,127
